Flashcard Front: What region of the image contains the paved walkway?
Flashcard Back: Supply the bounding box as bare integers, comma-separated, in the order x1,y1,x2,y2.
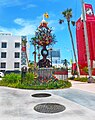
0,80,95,120
69,80,95,93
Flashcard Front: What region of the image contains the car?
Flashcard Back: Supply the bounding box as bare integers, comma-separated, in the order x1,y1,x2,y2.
0,72,4,77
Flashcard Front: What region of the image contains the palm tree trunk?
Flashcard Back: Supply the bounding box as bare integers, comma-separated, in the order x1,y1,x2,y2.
67,21,80,77
37,45,40,61
34,44,36,68
25,50,29,65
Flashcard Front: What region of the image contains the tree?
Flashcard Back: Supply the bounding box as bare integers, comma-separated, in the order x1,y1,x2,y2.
59,8,80,77
30,37,37,68
37,45,41,61
62,59,70,69
28,61,34,72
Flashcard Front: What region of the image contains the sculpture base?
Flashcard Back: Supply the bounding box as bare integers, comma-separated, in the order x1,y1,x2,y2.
38,68,53,81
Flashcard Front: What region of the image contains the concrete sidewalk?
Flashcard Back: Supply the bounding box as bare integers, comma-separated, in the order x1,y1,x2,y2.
69,80,95,93
0,86,95,120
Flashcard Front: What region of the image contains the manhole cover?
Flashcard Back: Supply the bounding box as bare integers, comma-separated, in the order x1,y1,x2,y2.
32,93,51,97
34,103,66,113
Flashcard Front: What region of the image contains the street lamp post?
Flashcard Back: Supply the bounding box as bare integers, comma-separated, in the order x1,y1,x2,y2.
81,0,93,82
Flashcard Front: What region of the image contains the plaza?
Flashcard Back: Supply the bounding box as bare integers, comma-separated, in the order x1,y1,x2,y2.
0,80,95,120
0,0,95,119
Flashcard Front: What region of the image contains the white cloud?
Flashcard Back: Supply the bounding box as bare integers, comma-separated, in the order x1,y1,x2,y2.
0,0,23,7
0,25,36,36
0,0,37,8
14,17,41,26
14,18,38,36
48,19,65,32
14,25,36,36
0,13,65,37
14,18,31,26
0,18,37,36
13,18,39,36
23,4,37,9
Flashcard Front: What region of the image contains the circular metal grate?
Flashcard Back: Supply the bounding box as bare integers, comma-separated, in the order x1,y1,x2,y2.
32,93,51,98
34,103,66,113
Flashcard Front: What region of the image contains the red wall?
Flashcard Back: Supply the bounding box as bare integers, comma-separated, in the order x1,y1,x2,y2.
76,4,95,75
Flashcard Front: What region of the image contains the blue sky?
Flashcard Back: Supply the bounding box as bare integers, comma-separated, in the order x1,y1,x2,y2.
0,0,95,63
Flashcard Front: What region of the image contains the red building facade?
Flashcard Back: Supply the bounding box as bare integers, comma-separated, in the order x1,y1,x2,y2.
76,4,95,75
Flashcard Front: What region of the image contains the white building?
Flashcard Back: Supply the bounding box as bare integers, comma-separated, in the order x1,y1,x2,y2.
0,32,28,73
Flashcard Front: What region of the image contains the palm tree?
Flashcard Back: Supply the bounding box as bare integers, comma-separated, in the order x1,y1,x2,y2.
31,37,37,68
28,60,34,72
22,39,27,46
37,45,41,61
59,8,80,77
62,59,70,70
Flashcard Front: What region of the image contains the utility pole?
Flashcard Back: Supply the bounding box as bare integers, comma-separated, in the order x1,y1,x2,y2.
81,0,92,81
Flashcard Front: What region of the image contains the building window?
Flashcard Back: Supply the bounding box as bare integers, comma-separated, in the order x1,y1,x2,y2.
1,63,6,68
15,43,20,48
15,52,20,58
14,62,20,68
1,52,6,58
1,42,7,48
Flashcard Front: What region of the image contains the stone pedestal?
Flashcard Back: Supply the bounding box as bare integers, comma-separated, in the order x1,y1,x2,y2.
38,68,53,80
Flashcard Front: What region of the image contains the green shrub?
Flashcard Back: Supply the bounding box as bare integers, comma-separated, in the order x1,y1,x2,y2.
74,77,80,81
2,73,21,84
80,77,88,82
0,72,72,89
31,85,47,90
47,80,71,89
74,77,88,82
24,72,35,85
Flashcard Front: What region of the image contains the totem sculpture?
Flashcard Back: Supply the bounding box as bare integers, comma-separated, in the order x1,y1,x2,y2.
21,36,27,83
35,14,56,68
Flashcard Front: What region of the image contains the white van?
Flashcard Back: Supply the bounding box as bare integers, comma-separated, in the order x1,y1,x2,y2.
0,72,4,77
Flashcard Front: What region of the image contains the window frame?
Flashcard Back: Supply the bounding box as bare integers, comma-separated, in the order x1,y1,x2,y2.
14,62,20,68
1,42,7,48
14,52,20,58
15,42,20,48
1,52,7,58
1,62,6,68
